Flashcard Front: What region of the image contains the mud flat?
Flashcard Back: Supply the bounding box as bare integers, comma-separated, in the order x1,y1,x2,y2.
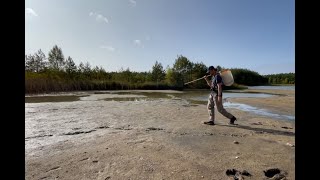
26,90,294,179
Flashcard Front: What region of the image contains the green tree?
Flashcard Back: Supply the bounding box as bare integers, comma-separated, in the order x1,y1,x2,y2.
98,66,110,80
78,62,85,72
165,66,175,85
231,68,268,86
165,66,182,87
172,55,193,85
84,62,91,74
25,49,46,72
91,66,100,79
65,56,77,74
151,61,166,86
25,54,35,72
190,62,207,88
216,65,222,72
264,73,294,85
173,55,193,73
48,45,65,70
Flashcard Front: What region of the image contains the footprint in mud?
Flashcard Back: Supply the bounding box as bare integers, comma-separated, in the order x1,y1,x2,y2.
281,126,293,129
45,166,61,173
114,127,132,130
25,134,53,139
182,104,198,107
62,130,96,135
79,157,89,162
146,127,164,131
64,107,77,110
96,126,109,129
251,122,263,125
226,169,251,179
263,168,287,179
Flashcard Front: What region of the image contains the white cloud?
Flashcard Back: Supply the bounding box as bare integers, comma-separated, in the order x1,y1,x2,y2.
89,12,108,23
100,46,115,52
25,8,38,17
133,40,144,48
134,40,141,45
129,0,137,6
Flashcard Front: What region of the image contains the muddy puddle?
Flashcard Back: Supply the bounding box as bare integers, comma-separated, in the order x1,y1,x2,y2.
25,95,87,103
25,90,294,121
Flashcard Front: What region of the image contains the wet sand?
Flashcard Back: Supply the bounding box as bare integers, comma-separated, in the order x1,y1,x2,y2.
230,89,295,116
25,90,295,180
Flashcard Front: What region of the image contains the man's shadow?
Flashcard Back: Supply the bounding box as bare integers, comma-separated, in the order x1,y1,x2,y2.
216,124,295,137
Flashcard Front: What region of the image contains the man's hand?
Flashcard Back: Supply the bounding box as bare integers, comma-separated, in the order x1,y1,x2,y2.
203,75,210,80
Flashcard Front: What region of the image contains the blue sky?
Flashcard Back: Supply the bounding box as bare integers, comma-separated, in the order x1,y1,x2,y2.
25,0,294,75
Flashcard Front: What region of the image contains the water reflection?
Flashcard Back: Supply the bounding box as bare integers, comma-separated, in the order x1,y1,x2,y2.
248,85,295,91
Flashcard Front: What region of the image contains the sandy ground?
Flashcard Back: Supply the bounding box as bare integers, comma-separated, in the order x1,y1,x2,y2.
25,90,295,180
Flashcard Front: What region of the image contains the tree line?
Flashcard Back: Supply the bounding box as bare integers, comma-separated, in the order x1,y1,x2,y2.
25,45,294,94
264,73,295,84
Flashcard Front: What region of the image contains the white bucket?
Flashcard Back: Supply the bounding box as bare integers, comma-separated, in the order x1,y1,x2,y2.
220,70,234,86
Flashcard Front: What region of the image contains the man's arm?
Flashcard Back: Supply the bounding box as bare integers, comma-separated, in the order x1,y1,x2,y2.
216,75,223,96
217,83,223,96
217,83,223,102
204,75,213,88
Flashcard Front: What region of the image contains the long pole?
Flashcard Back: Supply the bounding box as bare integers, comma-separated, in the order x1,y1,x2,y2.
184,75,210,85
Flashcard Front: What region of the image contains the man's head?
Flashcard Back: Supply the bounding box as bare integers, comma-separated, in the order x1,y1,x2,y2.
207,66,217,75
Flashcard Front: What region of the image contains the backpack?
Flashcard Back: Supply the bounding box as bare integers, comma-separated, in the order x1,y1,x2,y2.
219,70,234,86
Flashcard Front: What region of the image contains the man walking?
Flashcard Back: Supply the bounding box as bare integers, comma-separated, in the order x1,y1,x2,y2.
203,66,237,125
